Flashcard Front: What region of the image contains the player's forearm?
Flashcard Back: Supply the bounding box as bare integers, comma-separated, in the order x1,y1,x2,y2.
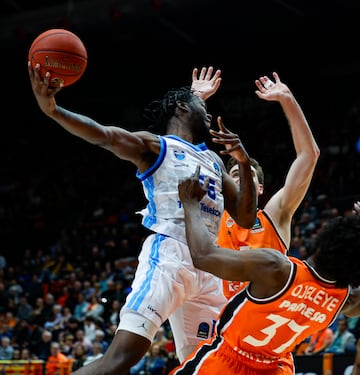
231,161,257,229
50,106,111,146
183,201,216,270
280,94,320,158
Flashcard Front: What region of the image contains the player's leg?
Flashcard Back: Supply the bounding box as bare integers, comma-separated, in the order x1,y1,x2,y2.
168,260,227,362
70,328,151,375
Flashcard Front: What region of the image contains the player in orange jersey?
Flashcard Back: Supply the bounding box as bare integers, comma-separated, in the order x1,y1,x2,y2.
218,72,320,299
171,168,360,375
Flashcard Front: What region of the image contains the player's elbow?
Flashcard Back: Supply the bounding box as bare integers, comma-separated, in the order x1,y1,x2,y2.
302,145,320,165
312,145,320,162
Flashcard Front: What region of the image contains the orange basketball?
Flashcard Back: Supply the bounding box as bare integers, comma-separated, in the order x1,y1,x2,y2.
28,28,88,87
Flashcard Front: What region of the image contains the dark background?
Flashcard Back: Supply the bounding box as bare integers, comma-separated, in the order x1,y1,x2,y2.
1,0,360,262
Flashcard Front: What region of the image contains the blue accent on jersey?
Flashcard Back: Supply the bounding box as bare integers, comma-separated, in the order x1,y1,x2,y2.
127,234,166,310
136,136,167,181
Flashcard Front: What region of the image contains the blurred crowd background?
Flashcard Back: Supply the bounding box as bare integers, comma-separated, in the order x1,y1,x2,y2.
1,1,360,373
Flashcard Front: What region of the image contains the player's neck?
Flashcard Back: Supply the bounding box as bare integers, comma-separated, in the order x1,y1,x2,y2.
166,125,194,144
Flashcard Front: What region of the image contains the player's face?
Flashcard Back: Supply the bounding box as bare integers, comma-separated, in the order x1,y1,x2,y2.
229,164,263,197
188,96,212,142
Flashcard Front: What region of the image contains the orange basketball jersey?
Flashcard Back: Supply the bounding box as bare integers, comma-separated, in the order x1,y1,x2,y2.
170,257,349,375
218,209,288,299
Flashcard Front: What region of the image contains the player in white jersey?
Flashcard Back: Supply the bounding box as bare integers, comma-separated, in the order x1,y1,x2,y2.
28,63,257,375
137,135,225,244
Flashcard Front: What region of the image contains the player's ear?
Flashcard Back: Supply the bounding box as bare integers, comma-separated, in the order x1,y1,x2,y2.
176,100,189,112
258,184,264,196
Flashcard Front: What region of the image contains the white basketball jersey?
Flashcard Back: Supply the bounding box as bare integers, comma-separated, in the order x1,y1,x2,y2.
136,135,225,244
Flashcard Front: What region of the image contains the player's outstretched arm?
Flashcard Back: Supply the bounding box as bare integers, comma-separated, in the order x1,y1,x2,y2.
28,62,158,167
255,72,320,241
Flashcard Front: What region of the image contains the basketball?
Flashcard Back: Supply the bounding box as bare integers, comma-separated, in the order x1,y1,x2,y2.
28,28,88,87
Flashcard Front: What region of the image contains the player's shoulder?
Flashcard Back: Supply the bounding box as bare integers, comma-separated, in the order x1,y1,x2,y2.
134,130,159,140
132,131,161,155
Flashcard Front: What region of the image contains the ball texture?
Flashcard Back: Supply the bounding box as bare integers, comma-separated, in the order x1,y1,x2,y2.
28,28,88,87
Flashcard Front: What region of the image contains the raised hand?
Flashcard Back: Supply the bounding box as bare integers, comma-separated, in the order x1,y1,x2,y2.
191,66,222,100
28,61,62,117
254,71,291,102
209,116,250,163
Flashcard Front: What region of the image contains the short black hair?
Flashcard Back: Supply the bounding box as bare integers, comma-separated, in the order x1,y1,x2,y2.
226,157,264,185
143,86,194,134
313,214,360,288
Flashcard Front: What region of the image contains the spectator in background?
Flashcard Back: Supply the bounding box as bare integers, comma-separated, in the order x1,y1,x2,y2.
130,343,167,375
40,293,56,326
45,342,68,375
20,347,32,360
73,293,90,322
152,326,169,350
4,311,18,331
63,317,82,338
56,285,70,308
66,279,83,312
12,318,32,350
0,315,12,340
28,315,44,354
61,306,73,327
71,343,87,371
325,316,356,354
301,327,334,355
0,336,14,360
85,295,105,320
51,253,74,280
98,271,110,294
58,332,74,357
83,342,104,366
93,329,109,353
7,281,23,305
31,329,52,361
32,297,45,319
83,316,96,343
107,299,121,328
82,280,95,301
12,346,21,360
44,304,64,342
25,274,43,306
73,329,92,355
